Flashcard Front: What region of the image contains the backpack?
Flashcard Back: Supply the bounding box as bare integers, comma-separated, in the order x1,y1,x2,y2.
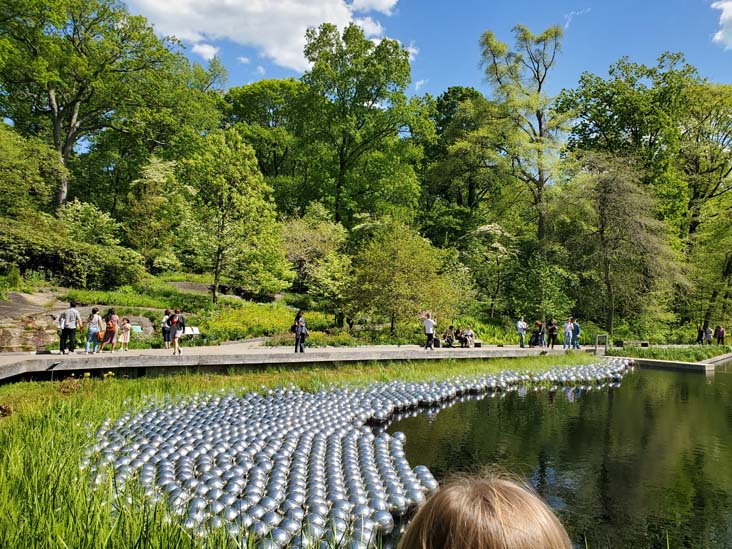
290,323,297,334
170,315,178,327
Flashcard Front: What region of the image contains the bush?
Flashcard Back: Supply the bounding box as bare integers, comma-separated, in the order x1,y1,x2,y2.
0,216,145,289
201,303,333,341
266,330,360,347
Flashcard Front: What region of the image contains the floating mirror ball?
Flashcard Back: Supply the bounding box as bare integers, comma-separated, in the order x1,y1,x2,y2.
85,359,634,547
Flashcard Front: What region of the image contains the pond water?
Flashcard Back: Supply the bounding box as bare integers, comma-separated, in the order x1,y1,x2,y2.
387,368,732,548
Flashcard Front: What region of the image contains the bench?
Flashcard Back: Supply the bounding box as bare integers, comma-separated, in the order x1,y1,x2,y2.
183,327,201,337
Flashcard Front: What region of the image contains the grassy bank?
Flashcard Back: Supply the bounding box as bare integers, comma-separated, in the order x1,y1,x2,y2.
0,354,592,548
605,345,732,362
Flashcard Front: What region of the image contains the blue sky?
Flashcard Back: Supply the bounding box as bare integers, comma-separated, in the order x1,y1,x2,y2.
126,0,732,97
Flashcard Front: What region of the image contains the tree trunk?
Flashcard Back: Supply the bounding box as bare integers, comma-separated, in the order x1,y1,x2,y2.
703,253,732,331
390,313,395,334
603,256,614,336
212,247,224,304
335,312,345,328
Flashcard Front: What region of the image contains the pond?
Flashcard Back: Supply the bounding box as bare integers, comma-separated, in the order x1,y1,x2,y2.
387,368,732,548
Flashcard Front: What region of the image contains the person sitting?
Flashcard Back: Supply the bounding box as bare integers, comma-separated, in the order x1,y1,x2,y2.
442,326,456,348
455,325,465,347
463,325,475,347
397,474,571,549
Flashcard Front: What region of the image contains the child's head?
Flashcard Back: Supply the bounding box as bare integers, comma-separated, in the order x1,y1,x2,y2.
398,475,571,549
122,317,129,324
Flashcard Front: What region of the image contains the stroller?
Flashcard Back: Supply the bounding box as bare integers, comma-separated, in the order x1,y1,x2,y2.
528,329,542,347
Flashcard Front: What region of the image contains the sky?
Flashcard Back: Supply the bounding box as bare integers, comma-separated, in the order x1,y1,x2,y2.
125,0,732,97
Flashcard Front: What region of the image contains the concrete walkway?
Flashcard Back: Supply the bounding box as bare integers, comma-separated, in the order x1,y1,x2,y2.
0,341,578,383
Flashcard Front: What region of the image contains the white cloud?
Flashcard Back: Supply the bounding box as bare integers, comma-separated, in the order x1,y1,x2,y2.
256,65,266,75
414,79,427,91
351,0,399,15
355,16,383,38
563,7,591,30
191,43,219,60
712,1,732,48
127,0,405,72
404,41,419,61
237,56,250,64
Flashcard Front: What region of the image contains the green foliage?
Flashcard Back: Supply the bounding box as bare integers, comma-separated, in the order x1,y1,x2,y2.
65,280,213,311
606,345,732,362
57,199,121,246
201,303,332,341
0,123,66,216
183,128,291,302
0,215,145,289
347,221,463,332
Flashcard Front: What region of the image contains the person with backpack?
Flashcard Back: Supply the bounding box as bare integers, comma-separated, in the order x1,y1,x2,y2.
161,309,172,350
98,308,119,353
85,307,103,354
293,310,308,353
169,308,186,355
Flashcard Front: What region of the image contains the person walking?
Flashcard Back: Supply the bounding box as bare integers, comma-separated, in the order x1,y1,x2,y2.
170,308,185,355
516,316,528,348
98,308,119,353
719,325,726,345
571,318,581,349
423,313,436,350
85,307,103,354
58,301,83,355
705,325,713,345
548,319,558,349
161,309,172,350
696,325,705,345
563,318,574,350
294,310,308,353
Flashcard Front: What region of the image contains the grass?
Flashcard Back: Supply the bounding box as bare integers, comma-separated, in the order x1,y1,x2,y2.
605,345,732,362
0,354,593,547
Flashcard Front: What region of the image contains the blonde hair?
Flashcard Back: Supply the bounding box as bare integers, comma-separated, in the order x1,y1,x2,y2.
398,475,571,549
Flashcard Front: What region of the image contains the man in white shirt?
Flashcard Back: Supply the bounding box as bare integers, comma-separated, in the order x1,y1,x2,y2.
59,300,83,354
516,316,528,348
423,313,436,350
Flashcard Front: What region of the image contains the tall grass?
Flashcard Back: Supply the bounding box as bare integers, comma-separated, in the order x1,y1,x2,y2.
0,355,593,547
605,345,732,362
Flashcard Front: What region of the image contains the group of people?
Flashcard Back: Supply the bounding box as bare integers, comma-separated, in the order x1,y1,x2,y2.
58,301,186,355
696,325,727,345
58,301,132,354
421,314,475,350
161,308,186,355
516,317,581,350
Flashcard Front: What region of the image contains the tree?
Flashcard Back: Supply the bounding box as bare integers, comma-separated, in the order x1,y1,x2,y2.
480,24,567,241
557,53,700,238
555,152,677,335
347,221,461,333
301,22,413,223
124,157,193,270
0,0,174,205
0,123,66,217
183,128,282,303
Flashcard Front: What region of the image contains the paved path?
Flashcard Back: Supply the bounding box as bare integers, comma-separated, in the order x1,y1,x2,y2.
0,341,585,383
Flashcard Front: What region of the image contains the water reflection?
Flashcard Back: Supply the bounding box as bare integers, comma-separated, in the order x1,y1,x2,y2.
388,370,732,548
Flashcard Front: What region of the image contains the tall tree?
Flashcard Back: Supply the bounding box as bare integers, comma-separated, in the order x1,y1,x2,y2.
183,128,283,303
480,24,566,241
301,22,413,223
555,152,677,335
0,0,174,204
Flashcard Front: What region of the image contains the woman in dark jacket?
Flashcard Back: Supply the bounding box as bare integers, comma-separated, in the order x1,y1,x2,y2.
547,319,558,349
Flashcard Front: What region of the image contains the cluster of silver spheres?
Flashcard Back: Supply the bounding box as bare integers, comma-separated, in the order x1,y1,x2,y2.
84,359,633,548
